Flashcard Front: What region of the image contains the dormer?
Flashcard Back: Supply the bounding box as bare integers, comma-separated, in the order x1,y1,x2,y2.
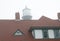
29,26,60,39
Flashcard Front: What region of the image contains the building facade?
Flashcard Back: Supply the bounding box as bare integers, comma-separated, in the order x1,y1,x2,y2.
0,7,60,41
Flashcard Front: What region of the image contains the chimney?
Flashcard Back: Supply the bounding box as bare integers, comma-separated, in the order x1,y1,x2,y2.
58,12,60,21
15,12,20,21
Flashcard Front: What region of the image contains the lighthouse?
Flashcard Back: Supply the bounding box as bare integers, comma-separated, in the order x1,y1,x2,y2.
22,6,32,20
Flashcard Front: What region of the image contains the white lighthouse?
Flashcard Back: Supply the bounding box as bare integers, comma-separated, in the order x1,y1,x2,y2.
22,6,32,20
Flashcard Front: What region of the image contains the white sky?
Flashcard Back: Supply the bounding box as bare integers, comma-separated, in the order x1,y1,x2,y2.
0,0,60,20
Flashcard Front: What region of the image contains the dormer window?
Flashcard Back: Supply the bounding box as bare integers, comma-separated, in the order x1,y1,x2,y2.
30,26,60,39
32,30,43,39
14,29,23,36
54,29,60,38
43,29,48,39
48,29,55,39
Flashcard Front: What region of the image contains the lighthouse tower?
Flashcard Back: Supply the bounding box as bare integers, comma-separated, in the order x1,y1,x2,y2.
22,6,32,20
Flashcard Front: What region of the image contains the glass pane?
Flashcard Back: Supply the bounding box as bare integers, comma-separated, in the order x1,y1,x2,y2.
54,29,59,38
32,30,35,37
48,29,55,39
14,30,23,36
43,30,48,39
34,30,43,39
59,30,60,38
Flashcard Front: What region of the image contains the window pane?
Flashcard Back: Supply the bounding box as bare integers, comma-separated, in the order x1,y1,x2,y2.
32,30,35,38
54,29,59,38
43,30,48,39
59,30,60,38
48,29,55,39
34,30,43,39
14,29,23,36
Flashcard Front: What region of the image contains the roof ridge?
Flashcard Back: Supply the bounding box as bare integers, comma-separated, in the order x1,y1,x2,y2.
39,16,52,20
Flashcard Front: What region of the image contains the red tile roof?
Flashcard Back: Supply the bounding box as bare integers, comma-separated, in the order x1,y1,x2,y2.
0,16,60,41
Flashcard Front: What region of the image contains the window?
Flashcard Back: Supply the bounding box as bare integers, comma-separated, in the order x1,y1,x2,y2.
32,29,43,39
53,29,60,38
59,30,60,38
48,29,55,39
14,29,23,36
54,29,59,38
32,30,35,38
43,29,48,39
